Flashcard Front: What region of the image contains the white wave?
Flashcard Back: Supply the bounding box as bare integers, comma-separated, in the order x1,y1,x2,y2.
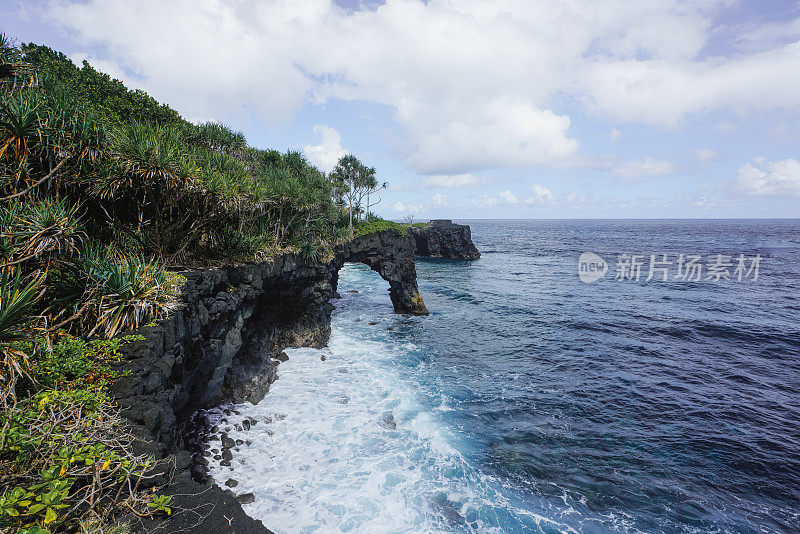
205,263,574,533
204,328,567,533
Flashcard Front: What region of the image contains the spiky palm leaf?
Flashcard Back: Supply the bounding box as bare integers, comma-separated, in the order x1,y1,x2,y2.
0,91,42,170
84,254,177,338
0,266,44,387
13,197,84,260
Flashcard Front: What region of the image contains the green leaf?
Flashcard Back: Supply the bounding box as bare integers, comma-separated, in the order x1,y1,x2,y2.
44,506,57,524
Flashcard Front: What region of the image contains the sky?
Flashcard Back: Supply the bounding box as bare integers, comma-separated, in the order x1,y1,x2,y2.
3,0,800,219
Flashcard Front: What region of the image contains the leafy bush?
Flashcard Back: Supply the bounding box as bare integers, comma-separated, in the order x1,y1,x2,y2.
0,333,166,533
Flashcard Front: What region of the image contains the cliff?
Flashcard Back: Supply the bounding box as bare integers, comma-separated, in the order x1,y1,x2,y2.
411,220,480,259
111,230,425,533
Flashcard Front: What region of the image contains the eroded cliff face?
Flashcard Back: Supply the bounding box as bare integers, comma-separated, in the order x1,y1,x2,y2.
111,230,426,533
411,220,480,259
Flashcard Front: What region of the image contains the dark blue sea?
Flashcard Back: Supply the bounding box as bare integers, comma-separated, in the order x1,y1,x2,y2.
208,220,800,533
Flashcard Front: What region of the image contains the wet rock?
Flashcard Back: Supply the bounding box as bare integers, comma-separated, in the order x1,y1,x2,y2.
237,493,255,505
380,412,397,430
221,435,236,449
274,352,289,362
225,478,239,488
236,439,244,445
242,419,251,431
368,322,378,325
220,459,231,467
222,449,233,461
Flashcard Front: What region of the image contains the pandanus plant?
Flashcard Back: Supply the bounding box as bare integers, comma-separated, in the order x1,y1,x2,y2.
12,198,84,261
0,266,44,402
0,91,42,175
86,254,176,338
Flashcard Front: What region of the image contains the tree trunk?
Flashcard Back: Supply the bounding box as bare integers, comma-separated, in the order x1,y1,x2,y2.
348,180,354,236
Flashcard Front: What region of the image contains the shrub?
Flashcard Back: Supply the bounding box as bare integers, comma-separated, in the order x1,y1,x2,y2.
353,216,410,238
0,333,162,533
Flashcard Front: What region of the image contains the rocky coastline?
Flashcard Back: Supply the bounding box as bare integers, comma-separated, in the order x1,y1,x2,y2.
411,219,481,260
113,226,476,532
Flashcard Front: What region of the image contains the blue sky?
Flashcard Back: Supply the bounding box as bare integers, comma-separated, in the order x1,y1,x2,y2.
4,0,800,219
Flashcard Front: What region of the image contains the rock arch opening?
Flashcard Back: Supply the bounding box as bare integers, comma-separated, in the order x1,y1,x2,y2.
332,231,428,316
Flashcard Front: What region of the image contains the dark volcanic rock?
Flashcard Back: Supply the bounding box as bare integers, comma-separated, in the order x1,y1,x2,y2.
237,493,256,505
411,220,480,259
335,230,428,315
221,435,236,449
128,481,271,534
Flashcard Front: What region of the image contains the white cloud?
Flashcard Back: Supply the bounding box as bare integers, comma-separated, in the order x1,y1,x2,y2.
525,184,555,205
581,41,800,126
612,158,676,179
45,0,800,172
392,201,425,214
608,127,621,143
405,100,578,173
420,173,494,189
432,193,448,206
693,148,720,164
735,159,800,196
302,125,345,172
498,190,519,205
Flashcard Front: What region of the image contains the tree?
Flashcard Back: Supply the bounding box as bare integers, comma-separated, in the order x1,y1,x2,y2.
330,154,386,234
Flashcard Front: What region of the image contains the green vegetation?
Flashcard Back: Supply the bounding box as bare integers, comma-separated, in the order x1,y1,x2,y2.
0,30,400,532
353,216,411,238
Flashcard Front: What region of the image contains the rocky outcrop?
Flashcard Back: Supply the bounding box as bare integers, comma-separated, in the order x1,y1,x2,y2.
111,229,427,532
334,230,428,315
411,220,480,259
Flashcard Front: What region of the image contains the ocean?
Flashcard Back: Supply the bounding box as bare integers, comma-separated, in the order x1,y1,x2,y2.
206,220,800,533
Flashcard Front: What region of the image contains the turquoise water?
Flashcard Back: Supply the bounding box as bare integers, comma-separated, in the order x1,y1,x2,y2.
208,220,800,533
